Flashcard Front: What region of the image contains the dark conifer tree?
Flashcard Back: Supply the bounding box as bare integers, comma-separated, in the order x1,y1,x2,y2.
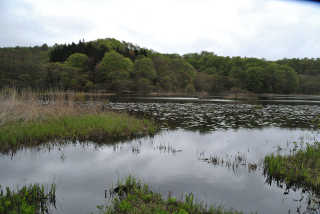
134,49,139,58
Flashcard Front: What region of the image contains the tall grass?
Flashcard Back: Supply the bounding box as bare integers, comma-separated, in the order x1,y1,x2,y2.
0,88,158,153
0,88,100,126
264,141,320,195
0,183,56,214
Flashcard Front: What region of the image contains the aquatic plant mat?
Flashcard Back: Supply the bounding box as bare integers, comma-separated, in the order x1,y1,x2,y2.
264,141,320,196
107,102,320,131
0,183,56,214
97,174,253,214
0,88,157,154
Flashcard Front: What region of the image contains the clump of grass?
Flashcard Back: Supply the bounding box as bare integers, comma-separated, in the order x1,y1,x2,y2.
0,183,56,214
252,105,262,109
0,112,157,154
0,88,158,154
97,173,251,214
264,141,320,195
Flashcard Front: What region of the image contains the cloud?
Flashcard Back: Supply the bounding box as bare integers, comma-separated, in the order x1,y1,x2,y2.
1,0,320,60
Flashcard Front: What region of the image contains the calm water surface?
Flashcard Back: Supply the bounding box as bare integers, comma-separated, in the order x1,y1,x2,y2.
1,95,320,214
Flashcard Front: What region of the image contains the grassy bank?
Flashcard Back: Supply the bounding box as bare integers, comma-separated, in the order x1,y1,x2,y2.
96,174,252,214
0,183,56,214
0,88,158,153
264,141,320,195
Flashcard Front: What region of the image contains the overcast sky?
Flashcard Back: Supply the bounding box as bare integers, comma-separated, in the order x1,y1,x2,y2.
1,0,320,60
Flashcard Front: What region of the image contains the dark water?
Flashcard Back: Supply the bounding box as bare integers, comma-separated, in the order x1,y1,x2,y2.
1,95,320,214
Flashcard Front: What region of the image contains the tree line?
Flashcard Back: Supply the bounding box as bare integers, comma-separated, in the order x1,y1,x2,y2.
0,37,320,94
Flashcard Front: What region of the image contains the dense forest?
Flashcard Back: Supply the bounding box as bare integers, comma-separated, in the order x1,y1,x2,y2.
0,38,320,94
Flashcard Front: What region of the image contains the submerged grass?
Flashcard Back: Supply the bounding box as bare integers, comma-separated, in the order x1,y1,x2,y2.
0,183,56,214
264,141,320,195
0,88,158,154
96,173,254,214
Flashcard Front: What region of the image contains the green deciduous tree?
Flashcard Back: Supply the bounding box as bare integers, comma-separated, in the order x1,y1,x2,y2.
274,70,286,93
281,65,299,93
134,58,157,80
193,73,212,92
99,50,133,83
152,56,169,77
245,66,265,92
43,63,82,90
298,74,320,94
172,58,196,89
137,78,153,93
65,53,88,70
160,75,172,92
264,63,278,92
185,83,196,93
229,66,246,89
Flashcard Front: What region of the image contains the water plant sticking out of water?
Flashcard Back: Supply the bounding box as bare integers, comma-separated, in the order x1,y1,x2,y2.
131,145,140,155
113,143,125,153
153,142,182,155
0,183,56,214
197,150,262,173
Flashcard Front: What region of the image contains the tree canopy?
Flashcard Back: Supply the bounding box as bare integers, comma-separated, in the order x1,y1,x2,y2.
0,37,316,94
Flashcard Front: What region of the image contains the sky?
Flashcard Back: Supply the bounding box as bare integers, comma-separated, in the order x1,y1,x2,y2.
1,0,320,60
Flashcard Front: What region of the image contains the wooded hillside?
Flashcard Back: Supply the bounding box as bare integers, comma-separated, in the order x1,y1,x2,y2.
1,38,319,94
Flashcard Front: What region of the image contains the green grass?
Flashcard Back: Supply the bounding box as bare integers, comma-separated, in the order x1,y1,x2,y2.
252,105,262,109
95,173,253,214
0,183,56,214
264,141,320,195
0,112,158,154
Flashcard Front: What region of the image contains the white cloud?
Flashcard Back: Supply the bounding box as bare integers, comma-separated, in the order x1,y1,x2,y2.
1,0,320,60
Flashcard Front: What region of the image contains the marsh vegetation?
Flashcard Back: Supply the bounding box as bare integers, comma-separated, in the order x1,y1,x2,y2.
264,141,320,196
0,183,56,214
0,88,157,153
2,94,320,213
97,173,249,214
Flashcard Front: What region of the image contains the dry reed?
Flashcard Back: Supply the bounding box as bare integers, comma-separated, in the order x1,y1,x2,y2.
222,87,257,100
0,88,158,153
0,88,100,126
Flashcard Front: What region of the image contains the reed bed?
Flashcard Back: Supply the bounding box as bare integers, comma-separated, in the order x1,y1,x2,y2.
0,88,158,153
264,141,320,195
0,88,94,125
0,183,56,214
96,173,251,214
222,87,257,100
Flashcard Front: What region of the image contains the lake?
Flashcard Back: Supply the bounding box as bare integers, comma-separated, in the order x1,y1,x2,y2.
1,94,320,214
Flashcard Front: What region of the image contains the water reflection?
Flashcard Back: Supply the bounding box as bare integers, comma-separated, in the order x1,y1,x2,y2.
2,96,320,213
